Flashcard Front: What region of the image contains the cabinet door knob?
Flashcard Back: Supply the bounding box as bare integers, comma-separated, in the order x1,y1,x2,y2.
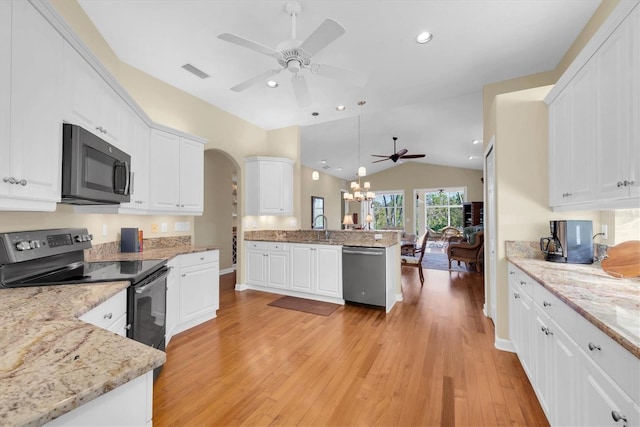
624,180,634,187
103,312,113,320
520,280,526,285
543,301,551,307
513,292,520,299
611,411,627,423
17,179,27,186
617,181,624,188
509,271,515,275
181,273,186,277
588,342,601,351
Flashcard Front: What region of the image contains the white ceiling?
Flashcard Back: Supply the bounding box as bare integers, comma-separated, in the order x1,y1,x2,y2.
77,0,600,180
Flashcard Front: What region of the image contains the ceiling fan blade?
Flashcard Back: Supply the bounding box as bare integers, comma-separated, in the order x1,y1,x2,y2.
291,74,311,107
396,148,408,157
371,154,390,158
372,158,390,163
218,33,277,57
400,154,426,159
231,68,282,92
299,19,345,56
313,64,367,87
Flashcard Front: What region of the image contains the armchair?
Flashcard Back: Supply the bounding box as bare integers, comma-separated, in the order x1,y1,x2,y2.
447,230,484,272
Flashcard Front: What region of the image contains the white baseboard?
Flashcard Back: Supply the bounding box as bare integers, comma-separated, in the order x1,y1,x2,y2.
395,293,404,302
220,267,235,275
495,337,515,353
235,283,248,291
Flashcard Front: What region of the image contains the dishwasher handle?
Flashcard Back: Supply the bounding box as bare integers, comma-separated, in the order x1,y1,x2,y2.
342,249,384,256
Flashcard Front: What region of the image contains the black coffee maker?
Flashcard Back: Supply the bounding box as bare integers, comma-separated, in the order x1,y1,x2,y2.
540,220,593,264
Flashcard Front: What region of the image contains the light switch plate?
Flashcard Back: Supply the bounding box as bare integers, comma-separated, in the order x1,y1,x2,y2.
374,233,382,240
161,223,168,233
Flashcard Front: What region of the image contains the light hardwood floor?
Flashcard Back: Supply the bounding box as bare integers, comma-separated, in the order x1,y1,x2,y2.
154,267,548,426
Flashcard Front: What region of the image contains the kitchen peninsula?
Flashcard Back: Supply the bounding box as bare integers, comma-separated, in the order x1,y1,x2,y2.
242,230,401,312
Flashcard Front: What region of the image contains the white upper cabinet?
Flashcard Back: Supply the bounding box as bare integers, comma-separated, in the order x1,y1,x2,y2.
120,111,150,211
0,0,64,211
149,129,204,215
546,2,640,210
245,156,294,216
62,43,125,151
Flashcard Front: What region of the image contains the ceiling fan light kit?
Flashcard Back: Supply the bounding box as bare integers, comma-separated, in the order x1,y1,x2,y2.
344,101,375,203
217,1,365,107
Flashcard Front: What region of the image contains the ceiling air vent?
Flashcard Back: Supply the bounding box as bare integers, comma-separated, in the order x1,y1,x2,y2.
181,63,210,79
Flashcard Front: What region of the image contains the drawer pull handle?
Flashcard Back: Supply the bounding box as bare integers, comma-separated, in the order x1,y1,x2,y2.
513,292,520,299
540,326,553,336
588,342,601,351
611,411,627,423
520,280,526,285
509,271,515,275
103,312,113,320
543,301,551,307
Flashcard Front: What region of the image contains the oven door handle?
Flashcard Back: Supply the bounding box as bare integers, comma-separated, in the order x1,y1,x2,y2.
134,267,168,294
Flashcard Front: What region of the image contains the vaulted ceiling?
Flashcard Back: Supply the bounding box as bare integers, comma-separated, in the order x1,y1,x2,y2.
78,0,601,179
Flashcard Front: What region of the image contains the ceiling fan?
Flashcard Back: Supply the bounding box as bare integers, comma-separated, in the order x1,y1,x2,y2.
217,1,366,107
371,137,426,163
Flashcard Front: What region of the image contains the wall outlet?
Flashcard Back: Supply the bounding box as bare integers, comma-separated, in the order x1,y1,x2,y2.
289,219,297,228
174,222,191,232
374,233,382,240
161,223,168,233
102,224,108,237
151,224,158,233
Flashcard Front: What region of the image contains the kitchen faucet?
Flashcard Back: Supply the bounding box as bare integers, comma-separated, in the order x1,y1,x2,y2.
313,215,330,240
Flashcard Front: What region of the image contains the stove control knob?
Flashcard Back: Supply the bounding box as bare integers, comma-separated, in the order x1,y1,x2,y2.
86,234,93,241
15,241,31,251
29,240,41,249
75,235,83,242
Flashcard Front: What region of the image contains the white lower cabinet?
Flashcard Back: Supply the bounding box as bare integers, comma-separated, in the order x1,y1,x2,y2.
45,371,153,427
166,251,220,342
246,241,289,289
508,263,640,426
290,244,342,298
245,241,343,303
79,289,127,337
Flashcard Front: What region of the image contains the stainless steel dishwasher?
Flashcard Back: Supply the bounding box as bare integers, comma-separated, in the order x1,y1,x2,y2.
342,246,386,307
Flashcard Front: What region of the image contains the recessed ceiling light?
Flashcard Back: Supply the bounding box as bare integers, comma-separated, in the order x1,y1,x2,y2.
336,105,346,111
472,139,482,145
320,160,327,164
416,32,433,44
468,156,474,160
267,80,278,88
336,167,343,171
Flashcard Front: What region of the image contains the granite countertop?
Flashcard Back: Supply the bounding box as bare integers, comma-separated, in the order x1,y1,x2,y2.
0,240,218,426
92,245,218,262
244,230,399,248
0,282,166,427
506,243,640,359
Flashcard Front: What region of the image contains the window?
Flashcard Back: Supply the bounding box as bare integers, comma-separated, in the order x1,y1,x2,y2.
371,191,404,230
423,189,464,231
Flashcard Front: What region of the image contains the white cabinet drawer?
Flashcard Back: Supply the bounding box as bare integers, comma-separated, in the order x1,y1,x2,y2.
577,313,640,402
508,264,534,298
534,283,578,339
180,250,218,268
79,289,127,331
265,242,289,251
246,241,267,250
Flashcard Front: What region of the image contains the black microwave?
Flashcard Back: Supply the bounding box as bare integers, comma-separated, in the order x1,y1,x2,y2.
61,123,131,205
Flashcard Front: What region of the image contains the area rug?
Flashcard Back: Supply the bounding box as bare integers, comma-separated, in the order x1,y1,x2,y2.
422,252,478,273
267,296,340,316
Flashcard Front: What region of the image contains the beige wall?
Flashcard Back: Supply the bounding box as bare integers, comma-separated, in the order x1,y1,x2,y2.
301,166,346,230
492,87,601,340
194,150,239,270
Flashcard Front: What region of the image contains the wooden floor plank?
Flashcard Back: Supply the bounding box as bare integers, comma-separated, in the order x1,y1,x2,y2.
153,267,549,426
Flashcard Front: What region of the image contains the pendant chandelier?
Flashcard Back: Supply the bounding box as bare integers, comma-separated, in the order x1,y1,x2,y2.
344,101,375,203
